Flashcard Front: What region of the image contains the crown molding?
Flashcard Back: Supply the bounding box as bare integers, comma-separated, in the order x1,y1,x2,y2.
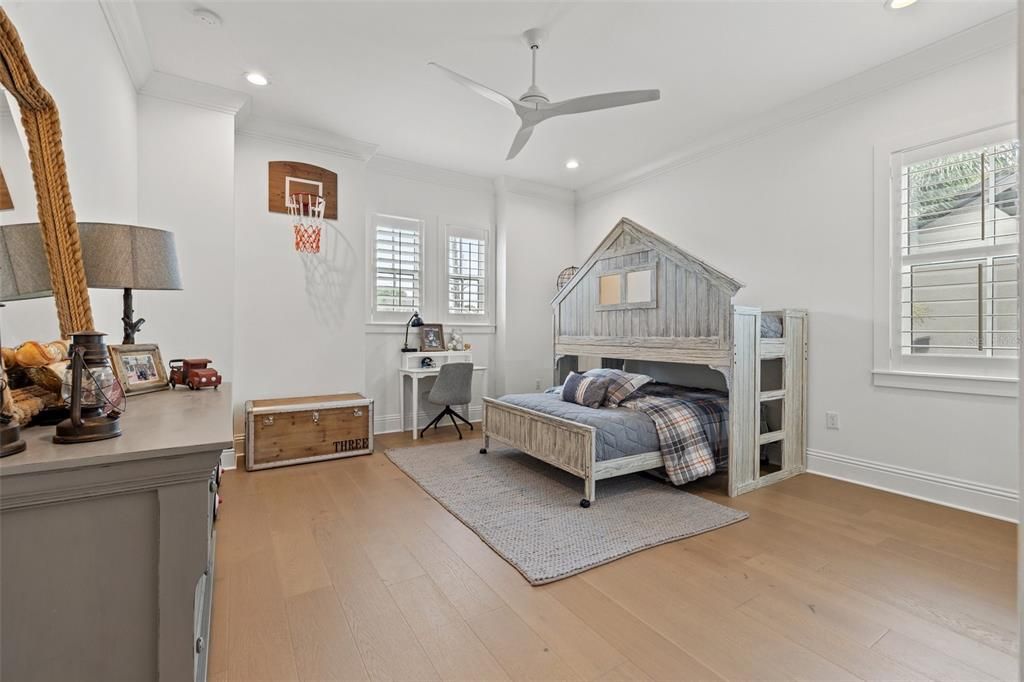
495,176,575,206
98,0,153,90
367,155,493,194
140,71,251,117
236,117,379,162
577,10,1018,204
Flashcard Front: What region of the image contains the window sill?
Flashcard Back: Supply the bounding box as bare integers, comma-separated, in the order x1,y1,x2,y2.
365,322,496,335
872,370,1018,398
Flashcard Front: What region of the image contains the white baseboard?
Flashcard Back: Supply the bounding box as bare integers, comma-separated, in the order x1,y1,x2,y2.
374,405,483,435
806,448,1017,523
220,448,237,471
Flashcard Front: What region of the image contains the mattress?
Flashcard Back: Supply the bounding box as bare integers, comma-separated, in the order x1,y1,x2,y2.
495,392,660,462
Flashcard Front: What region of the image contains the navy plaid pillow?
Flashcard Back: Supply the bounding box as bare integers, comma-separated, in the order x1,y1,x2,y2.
583,368,653,406
561,372,610,409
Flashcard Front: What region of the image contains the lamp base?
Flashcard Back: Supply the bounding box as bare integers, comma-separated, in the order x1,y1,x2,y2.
0,420,26,457
401,347,418,353
53,415,122,444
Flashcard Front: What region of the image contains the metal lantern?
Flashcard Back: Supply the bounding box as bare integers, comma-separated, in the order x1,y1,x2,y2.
556,266,578,290
53,331,124,444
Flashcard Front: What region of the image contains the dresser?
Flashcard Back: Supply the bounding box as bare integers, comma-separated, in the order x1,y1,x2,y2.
0,386,231,682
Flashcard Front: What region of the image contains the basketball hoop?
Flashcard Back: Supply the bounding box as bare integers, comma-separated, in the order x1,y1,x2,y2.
287,193,325,254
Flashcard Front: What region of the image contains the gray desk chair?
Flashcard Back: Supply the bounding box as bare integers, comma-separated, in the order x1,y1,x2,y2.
420,362,474,439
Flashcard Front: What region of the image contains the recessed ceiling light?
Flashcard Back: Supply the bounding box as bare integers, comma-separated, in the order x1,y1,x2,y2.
884,0,918,9
565,159,580,170
245,72,270,86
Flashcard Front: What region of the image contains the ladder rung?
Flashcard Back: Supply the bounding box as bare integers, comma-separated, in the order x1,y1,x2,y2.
759,431,785,445
760,389,785,401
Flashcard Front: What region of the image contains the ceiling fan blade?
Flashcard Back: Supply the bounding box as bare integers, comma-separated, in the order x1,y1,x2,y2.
506,125,534,160
428,62,517,113
544,89,660,118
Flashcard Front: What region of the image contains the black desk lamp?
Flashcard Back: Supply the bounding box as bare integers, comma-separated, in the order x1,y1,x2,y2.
402,312,423,352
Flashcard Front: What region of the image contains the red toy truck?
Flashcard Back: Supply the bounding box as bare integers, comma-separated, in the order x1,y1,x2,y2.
168,358,222,390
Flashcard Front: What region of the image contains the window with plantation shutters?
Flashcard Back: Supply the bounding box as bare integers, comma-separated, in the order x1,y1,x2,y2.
896,137,1019,360
373,215,423,313
447,227,487,316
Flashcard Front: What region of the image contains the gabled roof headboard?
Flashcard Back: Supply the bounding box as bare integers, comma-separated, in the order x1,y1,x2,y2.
552,218,744,365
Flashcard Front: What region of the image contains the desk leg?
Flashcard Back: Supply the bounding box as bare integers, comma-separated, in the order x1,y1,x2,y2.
411,376,419,440
399,374,405,434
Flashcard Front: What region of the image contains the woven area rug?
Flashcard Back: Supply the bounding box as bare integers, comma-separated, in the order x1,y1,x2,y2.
386,441,748,585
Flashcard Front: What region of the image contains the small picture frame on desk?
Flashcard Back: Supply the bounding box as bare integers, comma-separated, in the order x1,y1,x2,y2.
110,344,170,395
419,324,446,352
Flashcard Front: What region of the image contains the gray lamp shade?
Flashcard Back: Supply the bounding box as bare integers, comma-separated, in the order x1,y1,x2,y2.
78,223,183,291
0,223,52,301
0,222,182,303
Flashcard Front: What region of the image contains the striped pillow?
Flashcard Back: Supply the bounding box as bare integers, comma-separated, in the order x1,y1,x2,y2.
561,372,610,409
583,368,653,406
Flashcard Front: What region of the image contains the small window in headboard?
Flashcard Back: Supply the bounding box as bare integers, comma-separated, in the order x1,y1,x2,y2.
626,270,653,303
597,265,657,310
599,274,621,305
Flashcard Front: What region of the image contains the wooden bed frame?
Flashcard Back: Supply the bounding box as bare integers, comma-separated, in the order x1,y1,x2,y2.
481,218,808,506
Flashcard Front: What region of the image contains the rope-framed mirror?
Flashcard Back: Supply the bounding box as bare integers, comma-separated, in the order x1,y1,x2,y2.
0,8,93,338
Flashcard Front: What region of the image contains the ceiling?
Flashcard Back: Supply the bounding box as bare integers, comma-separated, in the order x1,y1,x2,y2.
135,1,1015,190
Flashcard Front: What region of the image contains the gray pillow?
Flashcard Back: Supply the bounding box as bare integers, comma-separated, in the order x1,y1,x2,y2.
561,372,609,409
583,368,653,406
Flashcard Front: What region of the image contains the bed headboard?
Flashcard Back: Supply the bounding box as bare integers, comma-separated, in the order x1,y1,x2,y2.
552,218,744,366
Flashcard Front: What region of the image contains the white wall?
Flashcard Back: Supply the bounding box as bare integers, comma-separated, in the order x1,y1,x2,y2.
137,95,235,372
228,148,575,439
1,0,138,343
364,162,497,432
576,44,1018,519
232,133,368,432
495,179,576,396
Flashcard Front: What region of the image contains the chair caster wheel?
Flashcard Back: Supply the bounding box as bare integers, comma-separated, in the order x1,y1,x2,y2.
479,448,487,454
580,499,591,508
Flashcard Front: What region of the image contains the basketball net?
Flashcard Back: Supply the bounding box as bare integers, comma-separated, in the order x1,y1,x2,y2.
287,193,326,254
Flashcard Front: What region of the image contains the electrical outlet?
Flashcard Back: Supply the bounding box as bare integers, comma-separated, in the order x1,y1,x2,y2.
535,379,542,390
826,411,840,430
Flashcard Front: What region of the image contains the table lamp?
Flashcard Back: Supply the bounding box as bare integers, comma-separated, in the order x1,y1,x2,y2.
1,223,184,345
77,223,183,344
0,224,56,456
402,311,423,352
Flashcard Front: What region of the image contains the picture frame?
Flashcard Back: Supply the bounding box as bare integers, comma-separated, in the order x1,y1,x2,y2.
109,344,169,396
419,324,446,352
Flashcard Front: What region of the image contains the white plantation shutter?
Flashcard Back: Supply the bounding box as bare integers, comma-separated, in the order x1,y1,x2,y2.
374,215,423,313
898,139,1020,358
447,227,487,315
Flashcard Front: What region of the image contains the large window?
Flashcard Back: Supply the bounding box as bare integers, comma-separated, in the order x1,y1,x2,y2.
447,227,487,316
373,214,423,313
898,139,1019,358
875,122,1020,395
367,215,493,326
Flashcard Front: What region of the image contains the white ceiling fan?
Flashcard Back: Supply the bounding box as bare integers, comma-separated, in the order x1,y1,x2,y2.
429,28,661,160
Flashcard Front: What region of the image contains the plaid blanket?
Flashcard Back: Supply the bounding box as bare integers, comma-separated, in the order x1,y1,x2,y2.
621,384,730,485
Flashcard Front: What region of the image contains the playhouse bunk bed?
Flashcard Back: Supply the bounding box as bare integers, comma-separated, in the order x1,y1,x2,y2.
481,218,808,506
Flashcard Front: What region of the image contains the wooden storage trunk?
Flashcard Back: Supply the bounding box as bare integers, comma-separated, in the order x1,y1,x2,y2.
245,393,373,471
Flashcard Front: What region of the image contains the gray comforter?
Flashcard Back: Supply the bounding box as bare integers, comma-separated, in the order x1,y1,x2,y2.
496,392,660,461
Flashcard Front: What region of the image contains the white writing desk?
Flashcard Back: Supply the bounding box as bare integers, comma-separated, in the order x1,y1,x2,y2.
398,351,487,439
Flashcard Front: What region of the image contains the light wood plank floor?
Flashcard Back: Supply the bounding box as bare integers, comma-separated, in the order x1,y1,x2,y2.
211,427,1017,681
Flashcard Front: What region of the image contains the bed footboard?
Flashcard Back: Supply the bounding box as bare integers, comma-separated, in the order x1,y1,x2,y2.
481,397,597,506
